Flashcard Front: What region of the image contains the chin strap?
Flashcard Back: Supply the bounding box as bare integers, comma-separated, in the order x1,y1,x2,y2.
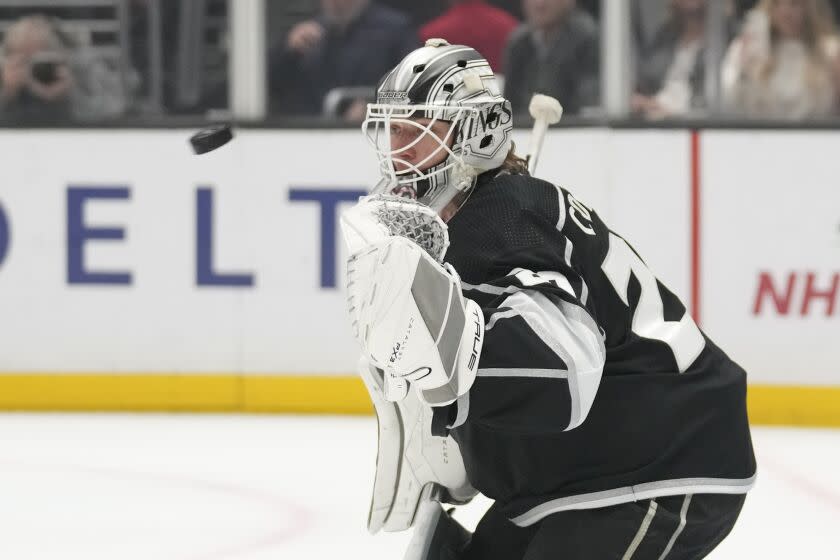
426,162,478,216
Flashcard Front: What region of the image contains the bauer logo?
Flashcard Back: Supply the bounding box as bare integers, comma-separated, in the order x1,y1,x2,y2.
407,367,432,381
468,307,482,371
378,91,409,103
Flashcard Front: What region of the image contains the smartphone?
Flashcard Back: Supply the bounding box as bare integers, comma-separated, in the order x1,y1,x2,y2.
742,9,770,62
30,60,59,85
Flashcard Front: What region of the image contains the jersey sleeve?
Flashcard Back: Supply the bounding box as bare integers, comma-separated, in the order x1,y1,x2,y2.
456,268,606,436
436,180,608,436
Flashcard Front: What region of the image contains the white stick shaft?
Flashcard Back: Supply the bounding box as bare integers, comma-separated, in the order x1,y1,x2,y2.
528,119,549,174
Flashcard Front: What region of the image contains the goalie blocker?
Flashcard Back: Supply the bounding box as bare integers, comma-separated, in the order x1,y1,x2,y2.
344,197,484,407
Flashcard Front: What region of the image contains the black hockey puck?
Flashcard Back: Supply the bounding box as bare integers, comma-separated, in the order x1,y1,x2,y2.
190,124,233,155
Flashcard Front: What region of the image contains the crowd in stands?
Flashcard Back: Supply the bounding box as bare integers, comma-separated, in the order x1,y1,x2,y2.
271,0,840,121
635,0,840,119
270,0,602,120
2,0,840,123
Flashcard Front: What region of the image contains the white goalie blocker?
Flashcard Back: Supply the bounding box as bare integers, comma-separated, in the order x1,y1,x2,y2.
341,196,480,550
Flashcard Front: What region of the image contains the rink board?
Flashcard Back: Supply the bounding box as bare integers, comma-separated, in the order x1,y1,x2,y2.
0,374,838,427
0,129,837,424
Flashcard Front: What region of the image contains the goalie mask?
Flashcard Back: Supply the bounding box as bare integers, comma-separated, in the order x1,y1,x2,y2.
363,39,514,216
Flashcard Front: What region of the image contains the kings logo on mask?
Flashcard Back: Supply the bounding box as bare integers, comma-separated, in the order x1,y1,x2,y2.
455,102,512,149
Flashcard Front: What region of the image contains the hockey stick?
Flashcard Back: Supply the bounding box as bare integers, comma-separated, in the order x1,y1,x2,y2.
526,94,564,175
402,484,471,560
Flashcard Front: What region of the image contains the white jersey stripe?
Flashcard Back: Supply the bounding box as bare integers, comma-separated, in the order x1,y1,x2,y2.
477,368,569,379
622,500,658,560
657,495,692,560
510,474,756,527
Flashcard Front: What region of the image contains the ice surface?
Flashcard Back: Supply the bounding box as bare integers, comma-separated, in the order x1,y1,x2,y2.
0,414,837,559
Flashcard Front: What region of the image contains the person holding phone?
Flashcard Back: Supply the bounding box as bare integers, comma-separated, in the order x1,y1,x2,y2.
721,0,840,119
0,15,73,122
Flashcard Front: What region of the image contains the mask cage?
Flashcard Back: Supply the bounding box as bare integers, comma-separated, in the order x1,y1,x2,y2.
362,103,478,204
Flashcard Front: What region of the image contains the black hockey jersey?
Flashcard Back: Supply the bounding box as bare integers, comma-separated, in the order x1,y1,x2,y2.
433,171,756,527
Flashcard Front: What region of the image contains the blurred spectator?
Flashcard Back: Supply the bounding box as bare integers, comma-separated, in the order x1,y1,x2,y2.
502,0,599,117
633,0,720,119
0,15,136,123
72,44,138,120
378,0,446,25
419,1,518,71
0,15,73,122
722,0,840,119
269,0,418,120
735,0,840,20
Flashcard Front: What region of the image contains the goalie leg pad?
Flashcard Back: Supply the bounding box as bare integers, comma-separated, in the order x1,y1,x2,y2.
359,357,477,534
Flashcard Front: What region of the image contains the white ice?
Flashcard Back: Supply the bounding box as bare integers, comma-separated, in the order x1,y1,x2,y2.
0,414,837,559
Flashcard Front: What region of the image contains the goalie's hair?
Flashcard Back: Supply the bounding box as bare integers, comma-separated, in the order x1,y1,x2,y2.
500,142,530,175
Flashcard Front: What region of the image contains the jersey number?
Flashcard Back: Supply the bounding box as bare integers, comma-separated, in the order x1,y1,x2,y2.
601,232,704,373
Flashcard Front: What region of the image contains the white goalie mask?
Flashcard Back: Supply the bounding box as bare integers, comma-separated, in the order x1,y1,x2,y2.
362,40,514,216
